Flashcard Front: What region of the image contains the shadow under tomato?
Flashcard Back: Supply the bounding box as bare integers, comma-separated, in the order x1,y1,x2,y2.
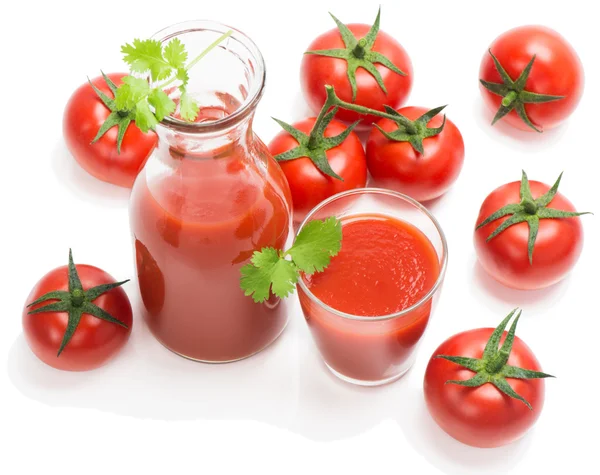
392,385,533,475
6,295,413,442
4,291,542,466
474,99,568,152
8,295,301,426
471,259,571,313
51,141,131,207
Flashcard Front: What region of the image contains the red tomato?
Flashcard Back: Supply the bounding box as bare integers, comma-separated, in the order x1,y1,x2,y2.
424,327,545,448
301,24,412,125
63,73,158,188
474,179,584,290
366,107,465,202
480,26,584,131
23,261,132,371
268,118,367,223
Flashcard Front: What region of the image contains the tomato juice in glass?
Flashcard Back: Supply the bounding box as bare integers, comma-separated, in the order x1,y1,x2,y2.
297,189,447,385
129,22,292,362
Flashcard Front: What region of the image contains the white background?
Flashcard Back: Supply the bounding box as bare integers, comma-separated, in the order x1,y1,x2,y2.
2,1,598,473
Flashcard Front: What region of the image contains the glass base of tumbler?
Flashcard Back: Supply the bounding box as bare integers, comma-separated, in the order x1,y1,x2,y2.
324,356,415,387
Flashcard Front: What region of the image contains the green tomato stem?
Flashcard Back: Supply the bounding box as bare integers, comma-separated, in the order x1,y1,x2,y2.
502,90,518,107
324,86,418,134
71,289,85,307
521,198,538,215
485,349,509,374
307,97,336,149
352,39,367,59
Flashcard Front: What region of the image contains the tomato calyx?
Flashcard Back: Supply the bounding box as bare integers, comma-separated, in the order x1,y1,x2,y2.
305,7,407,101
477,171,591,264
435,308,554,410
88,72,137,154
272,105,360,181
27,250,130,356
373,105,447,154
273,85,450,172
324,86,447,154
480,50,565,132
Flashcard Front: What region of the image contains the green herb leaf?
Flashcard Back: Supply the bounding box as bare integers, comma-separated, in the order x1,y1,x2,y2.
176,68,190,86
115,76,150,110
289,217,342,273
180,90,199,121
121,39,172,81
163,38,188,69
240,249,299,303
240,218,342,303
148,88,176,122
135,100,159,133
92,30,232,154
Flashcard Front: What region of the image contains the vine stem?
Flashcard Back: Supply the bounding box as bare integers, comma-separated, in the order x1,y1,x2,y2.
318,85,418,135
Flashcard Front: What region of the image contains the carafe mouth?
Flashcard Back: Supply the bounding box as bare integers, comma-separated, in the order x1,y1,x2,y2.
151,20,266,134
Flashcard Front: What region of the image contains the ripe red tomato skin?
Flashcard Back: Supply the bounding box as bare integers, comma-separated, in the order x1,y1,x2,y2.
301,24,413,125
474,180,584,290
366,107,465,202
479,25,584,131
22,264,133,371
424,328,545,448
63,73,158,188
268,118,367,223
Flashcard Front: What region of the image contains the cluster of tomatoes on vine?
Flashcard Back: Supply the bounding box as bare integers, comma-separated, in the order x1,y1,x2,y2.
24,7,590,451
264,10,588,448
266,9,587,290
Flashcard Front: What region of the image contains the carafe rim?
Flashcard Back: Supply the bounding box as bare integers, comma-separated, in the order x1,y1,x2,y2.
151,20,266,134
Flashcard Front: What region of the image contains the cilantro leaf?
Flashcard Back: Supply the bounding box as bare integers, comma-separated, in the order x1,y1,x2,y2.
289,217,342,273
135,101,159,133
96,30,232,148
240,248,299,303
163,38,188,69
239,218,342,303
270,260,300,298
148,89,176,122
180,90,199,121
121,39,172,81
176,68,190,87
114,76,150,110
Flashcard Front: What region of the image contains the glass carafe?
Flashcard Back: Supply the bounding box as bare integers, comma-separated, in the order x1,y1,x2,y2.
129,21,292,362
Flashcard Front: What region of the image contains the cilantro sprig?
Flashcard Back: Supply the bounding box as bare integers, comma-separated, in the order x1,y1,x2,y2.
91,30,233,152
240,217,342,303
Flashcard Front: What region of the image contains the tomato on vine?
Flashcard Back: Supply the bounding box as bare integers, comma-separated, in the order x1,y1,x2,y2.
272,85,461,218
301,7,412,125
474,171,590,290
268,100,367,223
479,26,584,132
424,309,553,448
366,105,465,202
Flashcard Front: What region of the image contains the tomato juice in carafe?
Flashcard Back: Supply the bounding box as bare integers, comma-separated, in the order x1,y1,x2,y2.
129,21,292,362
